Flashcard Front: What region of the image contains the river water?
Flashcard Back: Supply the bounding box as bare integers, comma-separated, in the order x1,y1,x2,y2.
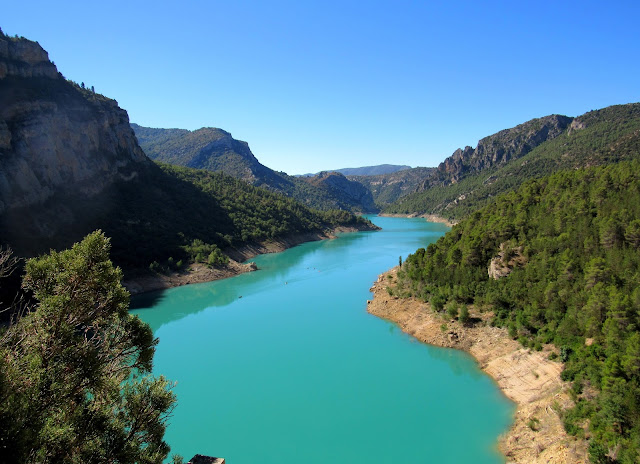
132,216,514,463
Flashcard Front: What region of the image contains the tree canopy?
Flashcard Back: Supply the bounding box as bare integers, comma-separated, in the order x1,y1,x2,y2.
396,159,640,463
0,231,176,463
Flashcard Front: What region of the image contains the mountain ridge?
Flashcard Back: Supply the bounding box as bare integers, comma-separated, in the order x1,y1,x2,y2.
0,33,377,270
132,124,379,213
300,164,411,177
384,104,640,220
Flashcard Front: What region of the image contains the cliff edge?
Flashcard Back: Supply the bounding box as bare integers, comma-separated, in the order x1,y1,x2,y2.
0,32,149,253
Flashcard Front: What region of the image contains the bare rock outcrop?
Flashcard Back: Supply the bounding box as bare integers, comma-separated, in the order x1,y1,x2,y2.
488,242,527,280
420,114,574,190
0,33,149,251
0,34,59,79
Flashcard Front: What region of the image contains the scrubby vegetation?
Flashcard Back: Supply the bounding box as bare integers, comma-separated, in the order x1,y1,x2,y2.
396,159,640,462
132,125,379,213
385,103,640,221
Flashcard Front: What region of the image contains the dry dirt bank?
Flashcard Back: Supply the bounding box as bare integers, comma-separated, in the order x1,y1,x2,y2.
367,267,589,464
378,212,457,227
123,227,366,295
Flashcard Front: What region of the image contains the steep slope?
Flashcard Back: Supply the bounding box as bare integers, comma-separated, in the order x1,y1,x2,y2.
348,166,435,207
132,124,378,212
428,114,573,187
0,33,149,248
131,124,286,188
0,33,378,267
95,163,377,270
385,104,640,220
303,171,377,212
396,159,640,463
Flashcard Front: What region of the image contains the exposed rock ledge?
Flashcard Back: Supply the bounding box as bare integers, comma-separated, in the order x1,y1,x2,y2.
367,267,589,464
378,213,457,227
122,260,258,296
123,227,369,295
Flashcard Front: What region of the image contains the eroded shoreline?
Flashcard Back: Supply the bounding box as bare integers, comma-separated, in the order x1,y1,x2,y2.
123,227,368,295
378,212,457,228
367,267,588,464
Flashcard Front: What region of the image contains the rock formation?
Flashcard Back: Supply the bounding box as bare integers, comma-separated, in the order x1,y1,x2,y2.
424,114,573,188
0,33,149,253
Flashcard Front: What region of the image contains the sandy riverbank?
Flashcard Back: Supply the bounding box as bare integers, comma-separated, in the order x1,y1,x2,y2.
378,212,457,228
123,227,369,295
367,267,588,464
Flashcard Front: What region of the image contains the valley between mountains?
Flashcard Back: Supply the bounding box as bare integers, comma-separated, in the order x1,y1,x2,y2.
2,29,640,464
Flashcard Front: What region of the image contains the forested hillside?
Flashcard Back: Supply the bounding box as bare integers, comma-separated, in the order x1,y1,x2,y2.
0,32,377,284
385,104,640,221
396,159,640,463
4,162,376,274
349,166,435,207
132,124,378,213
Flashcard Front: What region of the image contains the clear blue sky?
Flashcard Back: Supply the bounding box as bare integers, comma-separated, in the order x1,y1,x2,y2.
4,1,639,174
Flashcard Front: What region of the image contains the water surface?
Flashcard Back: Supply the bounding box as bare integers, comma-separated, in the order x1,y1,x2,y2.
133,216,514,463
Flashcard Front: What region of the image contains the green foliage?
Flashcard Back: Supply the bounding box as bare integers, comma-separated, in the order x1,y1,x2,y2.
397,159,640,461
447,302,459,319
83,162,375,271
182,239,229,267
459,304,470,324
132,124,379,213
0,232,176,463
385,103,640,221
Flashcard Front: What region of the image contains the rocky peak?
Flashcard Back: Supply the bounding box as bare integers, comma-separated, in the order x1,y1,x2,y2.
0,35,148,219
431,114,574,188
0,33,59,79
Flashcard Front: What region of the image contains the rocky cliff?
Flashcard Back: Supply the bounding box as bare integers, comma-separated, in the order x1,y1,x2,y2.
0,33,149,252
427,114,573,187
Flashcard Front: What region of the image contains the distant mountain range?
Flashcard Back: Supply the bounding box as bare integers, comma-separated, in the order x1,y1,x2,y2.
5,32,637,272
132,124,378,213
348,167,435,208
299,164,411,177
134,102,640,218
384,103,640,220
0,33,376,275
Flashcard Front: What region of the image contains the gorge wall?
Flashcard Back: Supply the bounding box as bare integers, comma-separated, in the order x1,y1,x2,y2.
0,33,149,254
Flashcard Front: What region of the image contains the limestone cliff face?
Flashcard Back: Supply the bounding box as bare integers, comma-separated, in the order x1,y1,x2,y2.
0,34,148,217
428,114,573,187
0,35,59,79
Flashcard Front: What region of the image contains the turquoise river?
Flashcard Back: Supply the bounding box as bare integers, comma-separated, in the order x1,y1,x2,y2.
132,216,515,463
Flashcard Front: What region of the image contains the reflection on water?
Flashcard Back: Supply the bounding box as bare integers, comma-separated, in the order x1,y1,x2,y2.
133,216,514,464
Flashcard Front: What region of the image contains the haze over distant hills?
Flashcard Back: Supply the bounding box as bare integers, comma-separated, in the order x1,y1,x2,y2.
300,164,411,177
